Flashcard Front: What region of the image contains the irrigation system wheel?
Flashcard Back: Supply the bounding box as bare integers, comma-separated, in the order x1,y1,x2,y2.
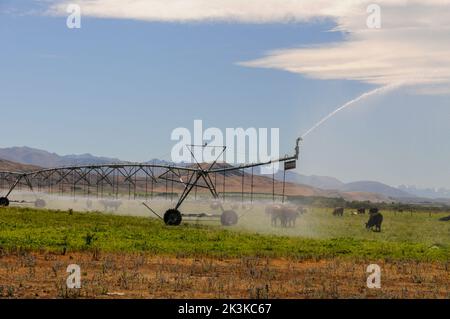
164,209,182,226
0,197,9,207
34,199,46,208
221,210,238,226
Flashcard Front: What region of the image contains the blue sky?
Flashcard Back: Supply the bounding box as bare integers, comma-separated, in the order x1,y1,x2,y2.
0,1,449,189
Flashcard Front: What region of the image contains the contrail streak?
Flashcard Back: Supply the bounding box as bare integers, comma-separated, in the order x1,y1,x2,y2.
301,84,401,139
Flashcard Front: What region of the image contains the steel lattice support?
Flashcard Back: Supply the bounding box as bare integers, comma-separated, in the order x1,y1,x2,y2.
0,138,302,227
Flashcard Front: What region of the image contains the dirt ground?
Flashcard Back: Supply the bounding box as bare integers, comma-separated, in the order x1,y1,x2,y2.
0,251,448,299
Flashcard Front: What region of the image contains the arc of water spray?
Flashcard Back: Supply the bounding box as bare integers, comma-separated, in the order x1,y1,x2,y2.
301,84,401,139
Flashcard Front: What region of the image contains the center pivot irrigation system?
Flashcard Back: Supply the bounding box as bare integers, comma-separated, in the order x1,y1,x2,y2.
0,138,302,226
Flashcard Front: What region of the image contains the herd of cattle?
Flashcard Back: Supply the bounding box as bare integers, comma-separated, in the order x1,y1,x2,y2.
265,204,307,228
266,204,384,232
90,200,385,231
27,196,386,231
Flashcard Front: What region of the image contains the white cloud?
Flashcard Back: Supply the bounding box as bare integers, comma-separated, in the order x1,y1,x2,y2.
237,1,450,93
48,0,356,23
46,0,450,94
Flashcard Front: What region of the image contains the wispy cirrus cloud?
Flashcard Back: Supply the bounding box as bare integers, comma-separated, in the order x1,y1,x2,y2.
43,0,450,94
238,1,450,94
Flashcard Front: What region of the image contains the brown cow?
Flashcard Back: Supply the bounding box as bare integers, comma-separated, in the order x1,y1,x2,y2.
265,204,301,228
265,204,283,227
282,209,300,227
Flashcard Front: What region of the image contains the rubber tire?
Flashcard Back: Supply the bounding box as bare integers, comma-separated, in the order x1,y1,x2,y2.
221,210,238,226
0,197,10,207
35,199,46,208
164,209,182,226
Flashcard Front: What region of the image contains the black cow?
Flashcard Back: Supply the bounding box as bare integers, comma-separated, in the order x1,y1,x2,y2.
357,208,366,215
366,210,383,232
333,207,344,216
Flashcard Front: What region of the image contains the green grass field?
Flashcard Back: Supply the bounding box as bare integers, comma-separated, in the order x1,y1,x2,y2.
0,205,448,261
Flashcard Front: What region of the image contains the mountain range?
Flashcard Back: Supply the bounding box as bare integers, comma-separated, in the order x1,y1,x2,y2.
398,185,450,200
274,171,413,199
0,146,121,168
1,146,448,201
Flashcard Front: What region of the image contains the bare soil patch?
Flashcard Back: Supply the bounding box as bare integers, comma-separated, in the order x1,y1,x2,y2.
0,251,448,299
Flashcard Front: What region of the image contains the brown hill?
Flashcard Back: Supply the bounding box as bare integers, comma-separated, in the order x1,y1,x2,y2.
0,158,41,172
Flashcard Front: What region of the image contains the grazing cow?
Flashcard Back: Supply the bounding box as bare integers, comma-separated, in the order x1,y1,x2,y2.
366,210,383,232
99,199,122,212
333,207,344,217
282,209,301,227
439,215,450,222
265,204,301,228
265,204,283,227
357,208,366,215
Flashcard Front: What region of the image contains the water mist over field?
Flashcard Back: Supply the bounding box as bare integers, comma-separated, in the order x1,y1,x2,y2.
5,191,450,246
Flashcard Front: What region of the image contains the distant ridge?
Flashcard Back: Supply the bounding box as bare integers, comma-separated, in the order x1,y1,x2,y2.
0,146,121,168
275,171,414,199
0,158,41,172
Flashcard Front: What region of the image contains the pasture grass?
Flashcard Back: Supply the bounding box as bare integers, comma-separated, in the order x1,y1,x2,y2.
0,206,448,261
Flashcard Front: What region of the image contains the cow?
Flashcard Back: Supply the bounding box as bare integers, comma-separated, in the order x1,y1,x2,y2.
265,204,283,227
332,207,344,217
265,204,301,228
99,199,122,212
282,209,301,227
439,215,450,222
357,208,366,215
366,210,383,232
